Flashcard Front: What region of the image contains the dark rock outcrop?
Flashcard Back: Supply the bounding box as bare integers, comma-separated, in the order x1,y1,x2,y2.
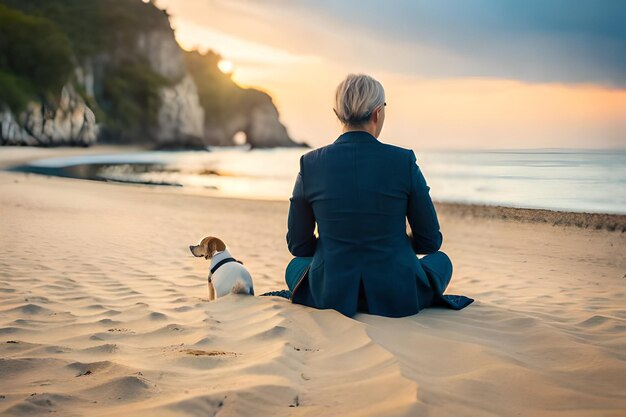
202,89,300,149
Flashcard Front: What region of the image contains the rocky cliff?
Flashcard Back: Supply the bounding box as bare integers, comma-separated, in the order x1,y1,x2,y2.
0,0,303,148
1,84,97,146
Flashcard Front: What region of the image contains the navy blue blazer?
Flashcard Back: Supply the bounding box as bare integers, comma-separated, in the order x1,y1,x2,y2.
286,131,448,317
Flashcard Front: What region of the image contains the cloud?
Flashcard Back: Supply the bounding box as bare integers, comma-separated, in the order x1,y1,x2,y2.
159,0,626,87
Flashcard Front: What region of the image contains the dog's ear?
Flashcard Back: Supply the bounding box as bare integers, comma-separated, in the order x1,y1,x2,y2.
201,237,226,259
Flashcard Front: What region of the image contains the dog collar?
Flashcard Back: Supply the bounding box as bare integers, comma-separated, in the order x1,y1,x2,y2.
210,257,243,275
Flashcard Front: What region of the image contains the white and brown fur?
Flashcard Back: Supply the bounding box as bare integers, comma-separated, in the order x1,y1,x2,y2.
189,236,254,300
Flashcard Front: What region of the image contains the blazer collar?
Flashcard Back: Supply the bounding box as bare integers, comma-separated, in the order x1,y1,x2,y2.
333,130,380,145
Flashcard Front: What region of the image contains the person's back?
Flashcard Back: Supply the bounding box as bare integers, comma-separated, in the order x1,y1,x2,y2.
284,73,473,317
305,134,417,256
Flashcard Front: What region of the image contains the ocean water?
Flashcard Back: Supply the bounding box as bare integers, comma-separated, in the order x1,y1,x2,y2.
25,147,626,214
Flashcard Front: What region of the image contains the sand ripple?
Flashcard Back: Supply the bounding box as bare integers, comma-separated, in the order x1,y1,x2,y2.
1,168,625,416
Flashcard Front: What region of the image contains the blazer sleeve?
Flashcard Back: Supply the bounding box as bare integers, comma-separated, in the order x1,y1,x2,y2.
286,155,317,257
407,150,443,254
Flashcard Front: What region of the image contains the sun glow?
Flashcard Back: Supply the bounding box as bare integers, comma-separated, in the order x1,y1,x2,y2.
156,1,626,149
217,59,234,74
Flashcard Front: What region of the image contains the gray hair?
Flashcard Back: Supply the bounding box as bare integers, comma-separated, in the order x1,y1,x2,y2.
333,74,385,126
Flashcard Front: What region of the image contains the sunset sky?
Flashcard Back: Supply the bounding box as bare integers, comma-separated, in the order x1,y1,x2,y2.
155,0,625,150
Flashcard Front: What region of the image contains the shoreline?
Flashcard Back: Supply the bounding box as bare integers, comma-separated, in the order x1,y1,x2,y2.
2,145,625,233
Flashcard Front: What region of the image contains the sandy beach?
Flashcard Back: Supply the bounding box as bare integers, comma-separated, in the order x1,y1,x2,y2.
1,147,625,417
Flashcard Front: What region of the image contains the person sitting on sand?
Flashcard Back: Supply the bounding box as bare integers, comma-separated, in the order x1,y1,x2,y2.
284,73,473,317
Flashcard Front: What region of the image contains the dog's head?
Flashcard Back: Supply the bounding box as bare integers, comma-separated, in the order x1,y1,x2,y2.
189,236,226,260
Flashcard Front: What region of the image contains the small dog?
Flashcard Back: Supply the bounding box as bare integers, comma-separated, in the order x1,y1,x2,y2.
189,236,254,300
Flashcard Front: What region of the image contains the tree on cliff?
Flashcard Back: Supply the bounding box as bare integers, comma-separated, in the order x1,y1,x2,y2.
0,0,300,148
0,4,73,112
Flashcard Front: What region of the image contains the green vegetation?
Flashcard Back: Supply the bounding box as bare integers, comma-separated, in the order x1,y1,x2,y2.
0,71,33,112
184,50,243,125
0,0,245,144
184,50,271,127
0,0,175,142
101,61,170,141
0,4,73,112
1,0,168,57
